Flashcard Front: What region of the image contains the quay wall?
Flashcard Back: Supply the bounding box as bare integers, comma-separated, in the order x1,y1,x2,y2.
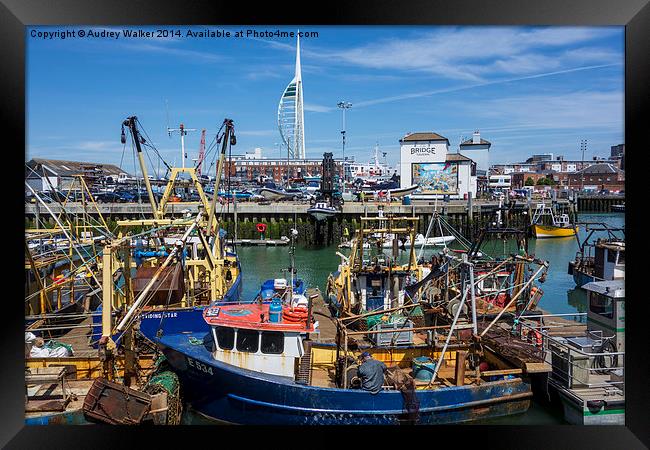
25,199,578,245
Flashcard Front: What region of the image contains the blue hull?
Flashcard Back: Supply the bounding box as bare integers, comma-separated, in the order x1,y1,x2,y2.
573,269,596,288
25,409,91,425
154,332,532,425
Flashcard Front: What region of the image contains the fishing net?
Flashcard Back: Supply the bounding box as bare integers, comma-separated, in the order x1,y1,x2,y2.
143,356,182,425
385,366,420,424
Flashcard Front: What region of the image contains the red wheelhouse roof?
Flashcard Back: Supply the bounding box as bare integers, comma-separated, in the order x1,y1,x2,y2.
203,303,315,332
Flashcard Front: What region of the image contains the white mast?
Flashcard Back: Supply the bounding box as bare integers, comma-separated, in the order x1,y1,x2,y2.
168,123,197,170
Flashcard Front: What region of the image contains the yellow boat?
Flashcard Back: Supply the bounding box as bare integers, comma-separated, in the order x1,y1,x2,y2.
532,224,578,238
530,203,578,239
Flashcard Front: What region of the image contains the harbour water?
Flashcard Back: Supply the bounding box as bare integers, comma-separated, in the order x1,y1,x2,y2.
183,212,623,424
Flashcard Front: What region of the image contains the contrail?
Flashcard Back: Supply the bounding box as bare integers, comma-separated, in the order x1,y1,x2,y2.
353,63,622,108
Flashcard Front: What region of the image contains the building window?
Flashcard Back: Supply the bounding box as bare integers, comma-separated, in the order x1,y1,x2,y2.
260,331,284,354
215,326,234,350
236,329,259,353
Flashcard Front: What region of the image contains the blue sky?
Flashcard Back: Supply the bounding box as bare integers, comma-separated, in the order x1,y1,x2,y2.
27,25,624,174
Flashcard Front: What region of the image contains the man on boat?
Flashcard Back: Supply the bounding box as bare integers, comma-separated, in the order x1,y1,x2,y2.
357,351,387,394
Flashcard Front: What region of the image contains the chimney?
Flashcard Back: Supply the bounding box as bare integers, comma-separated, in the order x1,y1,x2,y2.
472,130,480,144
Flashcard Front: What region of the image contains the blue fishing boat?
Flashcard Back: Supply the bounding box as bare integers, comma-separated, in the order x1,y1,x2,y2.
152,299,532,425
567,223,625,288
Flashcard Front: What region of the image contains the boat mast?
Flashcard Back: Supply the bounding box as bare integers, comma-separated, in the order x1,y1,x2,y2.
207,119,236,244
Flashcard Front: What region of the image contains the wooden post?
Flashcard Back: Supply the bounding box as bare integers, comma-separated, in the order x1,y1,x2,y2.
455,350,467,386
467,192,473,222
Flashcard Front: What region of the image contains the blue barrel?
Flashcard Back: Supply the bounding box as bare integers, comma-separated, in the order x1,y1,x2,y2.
412,356,436,381
402,195,412,205
269,299,283,323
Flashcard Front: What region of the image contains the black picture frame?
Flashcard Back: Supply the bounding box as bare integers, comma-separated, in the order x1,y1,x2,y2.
3,0,648,448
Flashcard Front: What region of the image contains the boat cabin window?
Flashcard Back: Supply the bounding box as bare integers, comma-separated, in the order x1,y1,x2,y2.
607,250,617,263
589,292,614,319
261,331,284,354
236,329,259,353
215,326,235,350
608,249,624,265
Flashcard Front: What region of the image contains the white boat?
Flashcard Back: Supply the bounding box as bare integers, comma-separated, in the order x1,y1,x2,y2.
307,202,338,221
376,233,455,248
384,184,419,198
258,187,293,201
403,234,456,248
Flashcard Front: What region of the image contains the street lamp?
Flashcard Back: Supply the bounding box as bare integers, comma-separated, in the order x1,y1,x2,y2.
337,101,352,190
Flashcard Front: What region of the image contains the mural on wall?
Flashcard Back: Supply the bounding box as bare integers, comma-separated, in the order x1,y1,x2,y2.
412,162,458,194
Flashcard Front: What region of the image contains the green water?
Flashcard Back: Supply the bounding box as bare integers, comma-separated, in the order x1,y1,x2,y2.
185,212,624,424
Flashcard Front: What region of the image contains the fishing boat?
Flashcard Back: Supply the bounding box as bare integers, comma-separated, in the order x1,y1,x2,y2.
530,203,578,238
568,223,625,288
515,280,625,425
326,213,428,318
307,201,339,221
151,265,534,425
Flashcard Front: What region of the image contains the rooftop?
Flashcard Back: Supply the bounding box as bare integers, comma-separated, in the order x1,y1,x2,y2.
26,158,127,178
576,163,620,175
446,153,473,162
400,132,449,143
460,138,491,146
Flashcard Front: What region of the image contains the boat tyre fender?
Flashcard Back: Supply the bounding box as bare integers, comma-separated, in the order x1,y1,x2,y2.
310,198,316,206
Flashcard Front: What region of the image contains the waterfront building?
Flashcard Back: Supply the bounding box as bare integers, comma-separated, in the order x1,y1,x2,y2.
399,132,477,200
459,130,491,177
567,163,625,192
25,158,129,193
277,33,306,160
226,148,343,182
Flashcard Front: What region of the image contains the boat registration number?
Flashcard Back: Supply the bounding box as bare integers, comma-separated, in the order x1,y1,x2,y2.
187,357,213,375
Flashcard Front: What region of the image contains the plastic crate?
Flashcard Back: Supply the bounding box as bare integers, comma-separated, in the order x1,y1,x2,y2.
368,319,414,346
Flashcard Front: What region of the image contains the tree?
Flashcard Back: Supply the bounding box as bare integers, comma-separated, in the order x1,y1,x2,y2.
525,177,535,186
535,178,546,186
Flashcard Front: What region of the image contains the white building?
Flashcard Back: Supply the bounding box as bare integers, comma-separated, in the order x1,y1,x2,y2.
459,131,491,176
399,132,477,200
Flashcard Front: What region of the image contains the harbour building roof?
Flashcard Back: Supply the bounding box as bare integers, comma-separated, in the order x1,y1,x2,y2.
400,132,449,144
26,158,128,178
446,153,473,162
460,137,491,146
576,163,620,175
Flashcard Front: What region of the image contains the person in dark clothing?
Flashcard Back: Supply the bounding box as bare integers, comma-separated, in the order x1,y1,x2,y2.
357,351,387,394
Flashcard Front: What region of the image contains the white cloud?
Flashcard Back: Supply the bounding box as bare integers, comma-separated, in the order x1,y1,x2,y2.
295,27,620,82
304,103,334,113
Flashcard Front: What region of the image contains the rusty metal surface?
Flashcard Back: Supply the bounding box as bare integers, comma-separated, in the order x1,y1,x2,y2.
133,265,185,305
478,322,548,372
82,377,152,425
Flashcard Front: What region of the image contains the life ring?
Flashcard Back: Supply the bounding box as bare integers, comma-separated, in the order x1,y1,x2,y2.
256,223,267,233
282,307,308,322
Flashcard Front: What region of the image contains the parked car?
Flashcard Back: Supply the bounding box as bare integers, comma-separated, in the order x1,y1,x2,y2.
95,192,127,203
